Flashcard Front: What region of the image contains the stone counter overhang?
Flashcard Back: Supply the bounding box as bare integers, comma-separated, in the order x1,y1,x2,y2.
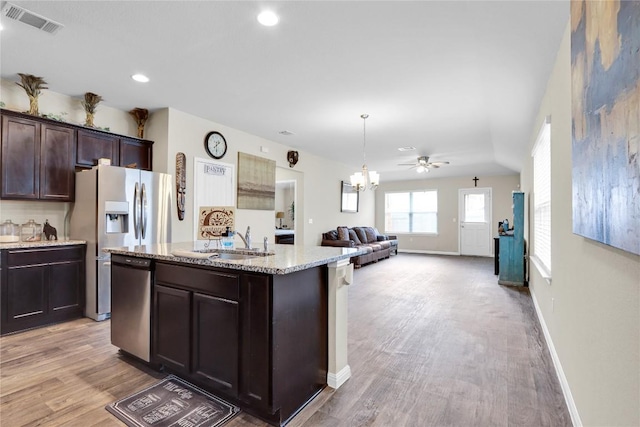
103,241,368,275
0,239,87,249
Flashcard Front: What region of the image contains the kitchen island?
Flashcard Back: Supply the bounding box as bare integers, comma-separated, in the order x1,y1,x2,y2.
104,242,365,426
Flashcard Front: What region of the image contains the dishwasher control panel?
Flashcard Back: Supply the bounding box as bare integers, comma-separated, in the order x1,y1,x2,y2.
112,255,152,269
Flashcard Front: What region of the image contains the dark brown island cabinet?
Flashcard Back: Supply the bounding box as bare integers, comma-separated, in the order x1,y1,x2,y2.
0,245,86,335
152,260,327,427
0,109,153,202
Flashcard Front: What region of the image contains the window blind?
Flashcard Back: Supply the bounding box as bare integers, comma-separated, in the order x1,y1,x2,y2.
532,118,551,275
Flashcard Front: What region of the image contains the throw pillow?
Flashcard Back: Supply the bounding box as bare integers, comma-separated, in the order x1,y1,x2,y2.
325,230,338,240
354,227,368,244
364,227,377,243
349,229,362,245
337,226,350,241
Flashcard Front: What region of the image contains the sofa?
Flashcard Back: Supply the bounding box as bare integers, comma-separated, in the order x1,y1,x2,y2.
321,226,398,268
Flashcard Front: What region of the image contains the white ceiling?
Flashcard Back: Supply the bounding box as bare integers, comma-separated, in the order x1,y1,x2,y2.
0,1,569,182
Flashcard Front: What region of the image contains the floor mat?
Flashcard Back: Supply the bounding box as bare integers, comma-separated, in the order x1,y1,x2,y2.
106,375,239,427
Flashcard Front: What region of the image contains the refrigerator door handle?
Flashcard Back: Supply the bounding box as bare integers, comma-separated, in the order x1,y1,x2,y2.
141,183,148,239
134,182,140,239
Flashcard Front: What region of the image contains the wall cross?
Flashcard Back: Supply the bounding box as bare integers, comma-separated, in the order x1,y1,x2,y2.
473,176,479,187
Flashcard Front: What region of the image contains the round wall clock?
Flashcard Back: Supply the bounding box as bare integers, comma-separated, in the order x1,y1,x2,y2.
204,131,227,159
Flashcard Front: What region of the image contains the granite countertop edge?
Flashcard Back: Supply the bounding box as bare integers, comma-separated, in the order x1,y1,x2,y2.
0,240,87,249
104,243,368,275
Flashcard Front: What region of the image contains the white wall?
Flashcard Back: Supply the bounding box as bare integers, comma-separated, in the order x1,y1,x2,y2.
375,175,520,254
0,78,142,238
521,23,640,427
151,107,375,247
1,78,139,136
1,83,374,246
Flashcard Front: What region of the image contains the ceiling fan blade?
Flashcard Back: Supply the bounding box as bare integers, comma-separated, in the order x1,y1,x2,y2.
429,161,450,166
426,164,440,169
397,163,417,166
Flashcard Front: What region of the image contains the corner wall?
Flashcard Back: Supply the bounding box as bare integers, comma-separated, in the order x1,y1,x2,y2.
521,22,640,426
0,82,375,246
375,175,520,254
146,107,375,246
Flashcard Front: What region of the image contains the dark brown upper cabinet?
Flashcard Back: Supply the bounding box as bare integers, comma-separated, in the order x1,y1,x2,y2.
120,137,153,171
76,128,153,171
1,109,154,202
76,129,119,168
1,112,75,201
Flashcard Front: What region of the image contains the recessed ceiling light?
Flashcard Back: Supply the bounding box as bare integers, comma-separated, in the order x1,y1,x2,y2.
398,146,416,152
131,74,149,83
257,11,279,26
279,130,294,136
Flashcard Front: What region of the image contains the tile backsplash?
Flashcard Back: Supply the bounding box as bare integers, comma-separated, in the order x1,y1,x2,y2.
0,200,71,240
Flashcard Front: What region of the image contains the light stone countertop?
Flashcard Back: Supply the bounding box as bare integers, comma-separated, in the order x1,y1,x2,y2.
103,241,367,275
0,239,87,250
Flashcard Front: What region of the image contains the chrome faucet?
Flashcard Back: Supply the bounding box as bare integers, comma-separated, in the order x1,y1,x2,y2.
238,226,251,249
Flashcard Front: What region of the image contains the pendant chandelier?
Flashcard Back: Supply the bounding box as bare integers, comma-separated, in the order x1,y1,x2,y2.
350,114,379,191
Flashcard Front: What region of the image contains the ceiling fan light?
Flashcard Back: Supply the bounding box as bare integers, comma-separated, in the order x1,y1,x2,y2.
416,165,426,173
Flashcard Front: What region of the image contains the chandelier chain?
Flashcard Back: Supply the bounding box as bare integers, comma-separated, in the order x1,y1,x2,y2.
362,113,368,166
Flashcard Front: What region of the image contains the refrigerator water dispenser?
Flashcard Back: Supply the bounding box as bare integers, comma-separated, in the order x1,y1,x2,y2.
105,201,129,234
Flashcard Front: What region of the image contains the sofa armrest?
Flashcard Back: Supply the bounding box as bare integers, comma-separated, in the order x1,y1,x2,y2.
377,234,398,241
321,239,355,248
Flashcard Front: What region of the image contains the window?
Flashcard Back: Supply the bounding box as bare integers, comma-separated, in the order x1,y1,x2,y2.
532,117,551,278
464,193,487,222
385,190,438,233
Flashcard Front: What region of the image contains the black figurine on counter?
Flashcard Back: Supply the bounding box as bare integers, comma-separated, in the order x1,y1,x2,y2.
43,219,58,241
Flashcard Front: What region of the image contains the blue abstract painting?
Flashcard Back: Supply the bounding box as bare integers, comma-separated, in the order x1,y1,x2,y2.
571,0,640,255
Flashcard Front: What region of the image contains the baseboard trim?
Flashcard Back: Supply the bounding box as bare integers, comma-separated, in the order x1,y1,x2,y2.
327,365,351,389
398,249,460,256
530,289,582,427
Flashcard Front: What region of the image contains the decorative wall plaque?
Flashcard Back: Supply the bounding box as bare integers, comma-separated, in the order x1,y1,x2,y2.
198,206,235,240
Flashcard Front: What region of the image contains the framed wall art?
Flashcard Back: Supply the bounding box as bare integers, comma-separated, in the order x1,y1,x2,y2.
571,0,640,255
341,181,359,213
237,152,276,210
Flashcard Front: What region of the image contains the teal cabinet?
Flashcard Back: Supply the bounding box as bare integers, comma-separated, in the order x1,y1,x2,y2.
499,192,525,286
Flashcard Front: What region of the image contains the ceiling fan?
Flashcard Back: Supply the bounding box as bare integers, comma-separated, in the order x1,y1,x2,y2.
398,156,450,173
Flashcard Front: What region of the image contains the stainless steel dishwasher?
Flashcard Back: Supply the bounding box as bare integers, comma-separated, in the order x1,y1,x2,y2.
111,254,152,362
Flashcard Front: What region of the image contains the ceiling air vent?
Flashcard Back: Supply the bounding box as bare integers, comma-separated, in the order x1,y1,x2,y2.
1,2,64,34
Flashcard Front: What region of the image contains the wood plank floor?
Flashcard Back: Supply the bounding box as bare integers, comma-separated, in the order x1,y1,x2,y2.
0,254,571,426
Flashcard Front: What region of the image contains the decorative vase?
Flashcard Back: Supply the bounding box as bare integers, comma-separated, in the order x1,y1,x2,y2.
129,108,149,139
81,92,102,128
85,112,95,128
28,95,39,116
16,73,48,116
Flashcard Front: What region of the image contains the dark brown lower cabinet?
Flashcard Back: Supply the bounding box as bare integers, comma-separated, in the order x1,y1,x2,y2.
0,245,85,335
152,261,326,427
153,284,190,373
154,263,241,399
193,292,239,396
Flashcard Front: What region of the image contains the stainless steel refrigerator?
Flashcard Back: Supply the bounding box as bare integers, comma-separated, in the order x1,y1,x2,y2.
70,165,172,321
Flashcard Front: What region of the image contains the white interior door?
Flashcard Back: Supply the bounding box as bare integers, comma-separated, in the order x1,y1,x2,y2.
459,188,492,256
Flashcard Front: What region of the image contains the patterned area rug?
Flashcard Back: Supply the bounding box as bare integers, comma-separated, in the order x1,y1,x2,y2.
106,375,239,427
